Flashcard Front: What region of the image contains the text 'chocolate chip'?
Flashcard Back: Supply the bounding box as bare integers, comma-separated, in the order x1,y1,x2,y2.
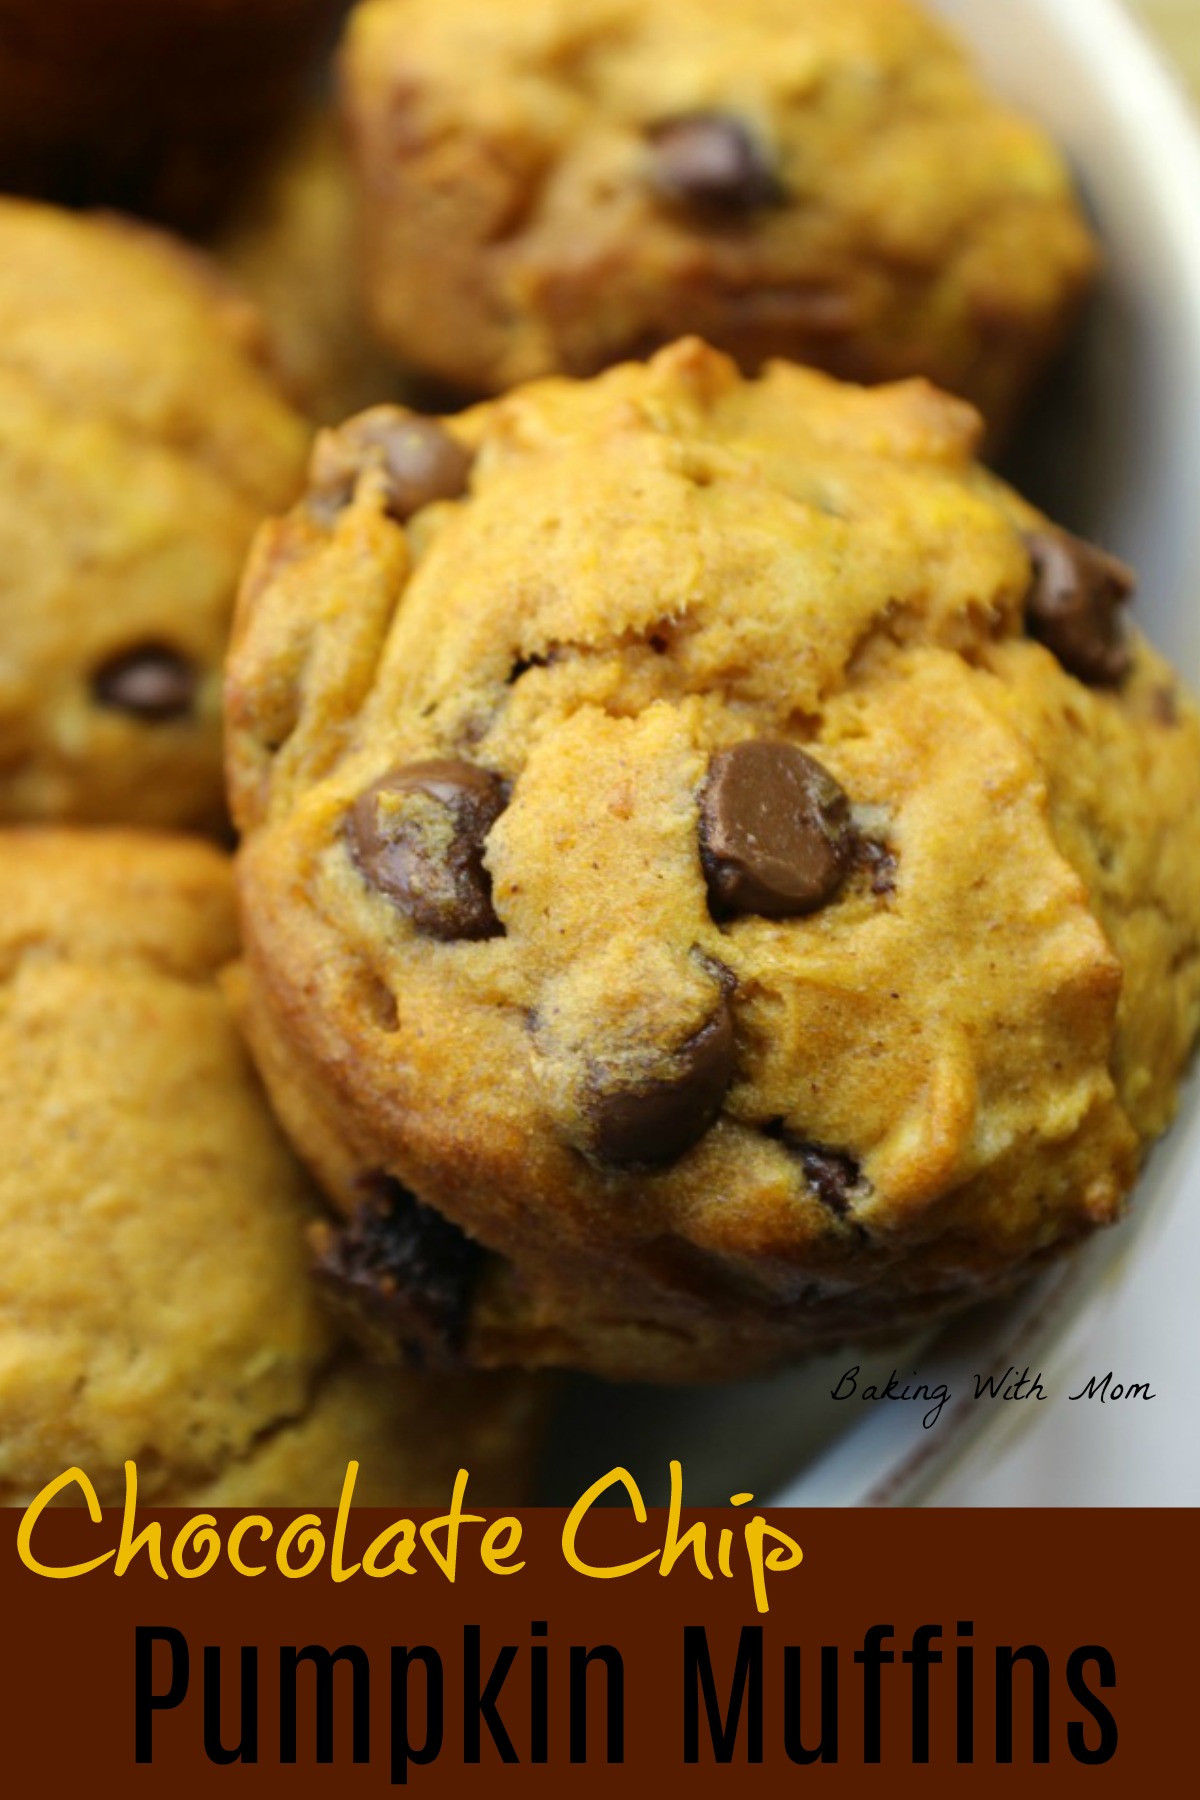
588,994,735,1169
1023,527,1134,686
347,758,507,940
92,644,197,722
648,112,780,212
309,408,473,522
314,1173,484,1363
701,740,854,919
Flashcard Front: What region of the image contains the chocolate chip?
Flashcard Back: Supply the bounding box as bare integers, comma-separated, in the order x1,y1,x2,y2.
92,645,197,722
347,758,507,940
700,741,854,919
1023,527,1135,686
765,1123,867,1218
314,1174,485,1364
648,112,780,212
796,1143,865,1218
856,835,898,897
587,993,735,1168
309,409,473,523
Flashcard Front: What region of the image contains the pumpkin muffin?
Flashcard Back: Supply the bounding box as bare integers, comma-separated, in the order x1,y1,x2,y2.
340,0,1096,432
226,340,1200,1383
0,200,310,832
0,830,540,1505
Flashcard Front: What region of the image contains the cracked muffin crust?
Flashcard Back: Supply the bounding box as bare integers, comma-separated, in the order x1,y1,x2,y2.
227,340,1200,1383
0,830,540,1505
0,200,310,831
341,0,1096,431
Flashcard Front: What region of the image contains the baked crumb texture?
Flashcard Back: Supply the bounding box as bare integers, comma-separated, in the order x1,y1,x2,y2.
0,829,540,1504
0,200,310,831
342,0,1097,431
228,341,1200,1382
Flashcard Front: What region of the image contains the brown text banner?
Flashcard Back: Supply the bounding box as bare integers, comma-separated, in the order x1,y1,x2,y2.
0,1497,1189,1794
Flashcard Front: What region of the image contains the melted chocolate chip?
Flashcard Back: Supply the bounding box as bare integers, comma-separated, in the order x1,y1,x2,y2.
765,1123,867,1219
309,408,473,523
795,1143,864,1218
1023,527,1135,686
314,1174,485,1364
92,645,197,722
700,741,854,919
347,759,507,940
648,112,780,212
587,993,735,1168
856,835,898,898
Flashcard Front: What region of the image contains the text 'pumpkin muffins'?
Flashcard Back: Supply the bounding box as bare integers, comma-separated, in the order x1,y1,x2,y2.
0,830,540,1506
0,200,310,832
227,340,1200,1383
341,0,1096,431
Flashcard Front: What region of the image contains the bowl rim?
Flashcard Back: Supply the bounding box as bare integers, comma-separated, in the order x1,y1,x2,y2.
771,0,1200,1507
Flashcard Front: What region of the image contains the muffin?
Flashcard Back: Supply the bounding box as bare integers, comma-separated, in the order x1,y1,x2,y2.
0,199,310,832
340,0,1097,432
0,829,539,1506
0,1,348,231
226,340,1200,1384
216,111,404,426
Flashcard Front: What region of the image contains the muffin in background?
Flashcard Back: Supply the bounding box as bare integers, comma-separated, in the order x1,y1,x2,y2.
341,0,1096,433
0,0,349,231
227,339,1200,1384
0,199,309,833
216,111,404,426
0,830,540,1507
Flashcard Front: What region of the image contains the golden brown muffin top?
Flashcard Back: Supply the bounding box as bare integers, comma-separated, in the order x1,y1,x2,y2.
227,341,1200,1378
343,0,1095,423
0,829,540,1503
0,200,310,829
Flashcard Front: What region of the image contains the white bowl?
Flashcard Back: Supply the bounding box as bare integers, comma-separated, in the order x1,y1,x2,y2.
541,0,1200,1507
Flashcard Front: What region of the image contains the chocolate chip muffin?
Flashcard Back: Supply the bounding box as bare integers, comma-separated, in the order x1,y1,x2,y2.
0,199,310,832
216,111,403,426
227,340,1200,1384
0,1,348,231
340,0,1096,432
0,830,540,1505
